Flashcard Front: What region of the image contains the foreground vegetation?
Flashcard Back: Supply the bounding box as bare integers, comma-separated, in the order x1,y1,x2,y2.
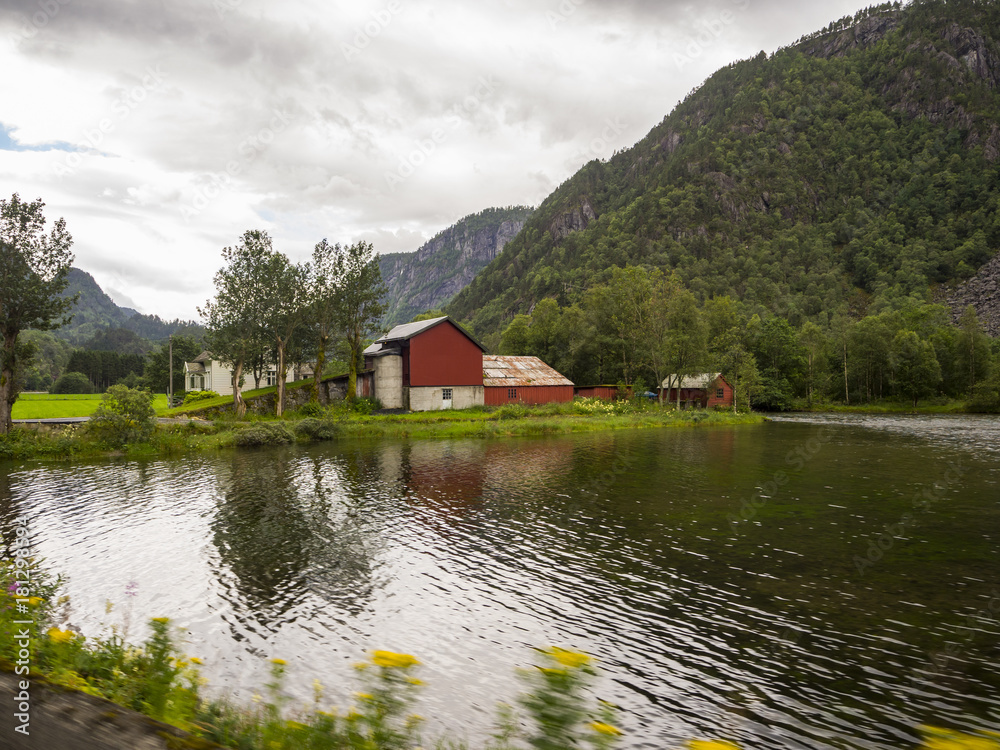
2,561,995,749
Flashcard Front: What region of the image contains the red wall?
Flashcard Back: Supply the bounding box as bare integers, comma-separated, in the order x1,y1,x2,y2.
409,322,483,386
575,386,619,400
707,377,734,408
485,385,574,405
659,377,734,408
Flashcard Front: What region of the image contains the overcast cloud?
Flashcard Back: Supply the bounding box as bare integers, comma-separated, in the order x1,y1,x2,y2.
1,0,864,319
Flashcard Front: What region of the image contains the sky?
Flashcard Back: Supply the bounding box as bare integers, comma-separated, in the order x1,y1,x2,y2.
1,0,866,321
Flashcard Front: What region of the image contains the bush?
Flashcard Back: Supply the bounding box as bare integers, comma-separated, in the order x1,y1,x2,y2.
88,385,157,446
183,389,220,405
297,400,325,418
233,421,296,447
50,371,94,394
351,396,383,415
294,418,340,441
493,403,530,420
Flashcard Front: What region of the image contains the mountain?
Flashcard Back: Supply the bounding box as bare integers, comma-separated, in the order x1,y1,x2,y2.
56,267,204,345
378,206,534,327
446,0,1000,338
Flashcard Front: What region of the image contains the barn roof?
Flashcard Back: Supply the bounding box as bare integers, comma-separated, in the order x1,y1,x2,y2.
482,355,574,387
364,316,485,355
660,372,724,389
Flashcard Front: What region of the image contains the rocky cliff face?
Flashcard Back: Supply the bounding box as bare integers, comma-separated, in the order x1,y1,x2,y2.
947,252,1000,336
379,206,533,327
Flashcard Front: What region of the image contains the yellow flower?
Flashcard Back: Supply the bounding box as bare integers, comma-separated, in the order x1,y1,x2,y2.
406,677,425,686
251,693,263,704
687,741,741,750
355,692,374,701
270,658,287,666
47,628,75,644
547,647,591,669
190,657,203,665
590,721,622,736
151,617,170,624
918,726,1000,750
371,650,420,668
537,666,568,677
27,597,42,606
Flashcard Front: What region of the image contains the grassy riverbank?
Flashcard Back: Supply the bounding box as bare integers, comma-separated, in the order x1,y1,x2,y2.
12,392,169,419
0,400,765,462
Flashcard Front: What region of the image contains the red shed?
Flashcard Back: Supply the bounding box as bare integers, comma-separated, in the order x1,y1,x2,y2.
483,355,574,406
574,385,624,400
659,372,734,409
364,316,486,411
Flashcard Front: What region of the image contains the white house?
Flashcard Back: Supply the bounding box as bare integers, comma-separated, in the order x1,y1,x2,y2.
183,351,297,396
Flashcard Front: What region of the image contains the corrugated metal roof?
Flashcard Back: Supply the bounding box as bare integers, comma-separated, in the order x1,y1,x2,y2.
373,316,485,351
660,372,723,389
482,355,574,387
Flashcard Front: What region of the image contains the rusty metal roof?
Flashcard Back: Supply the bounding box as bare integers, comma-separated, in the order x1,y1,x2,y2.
482,355,574,387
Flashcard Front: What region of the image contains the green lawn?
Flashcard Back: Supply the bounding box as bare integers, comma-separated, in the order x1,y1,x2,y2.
13,393,169,419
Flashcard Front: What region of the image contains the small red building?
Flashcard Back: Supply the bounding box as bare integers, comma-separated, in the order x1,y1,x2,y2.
574,385,624,400
659,372,734,409
483,355,574,406
364,317,486,411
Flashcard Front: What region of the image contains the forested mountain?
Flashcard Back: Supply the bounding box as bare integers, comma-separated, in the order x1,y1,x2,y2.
447,0,1000,338
56,268,204,344
378,206,533,327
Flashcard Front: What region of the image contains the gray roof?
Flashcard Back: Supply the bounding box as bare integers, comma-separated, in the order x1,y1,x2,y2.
370,316,485,352
660,372,724,389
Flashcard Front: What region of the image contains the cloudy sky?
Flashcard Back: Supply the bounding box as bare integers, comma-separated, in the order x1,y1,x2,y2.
1,0,864,320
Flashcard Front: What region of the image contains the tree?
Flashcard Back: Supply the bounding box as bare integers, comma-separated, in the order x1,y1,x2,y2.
305,239,344,402
88,385,156,447
0,194,76,433
889,330,941,407
198,230,272,417
51,371,93,394
798,321,829,408
335,241,386,399
499,314,532,355
259,252,307,416
956,306,992,397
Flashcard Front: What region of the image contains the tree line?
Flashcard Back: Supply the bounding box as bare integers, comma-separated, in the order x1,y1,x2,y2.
199,229,386,416
496,265,999,410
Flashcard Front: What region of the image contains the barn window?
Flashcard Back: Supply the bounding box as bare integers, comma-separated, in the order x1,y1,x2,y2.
716,388,724,398
442,388,453,400
508,388,518,399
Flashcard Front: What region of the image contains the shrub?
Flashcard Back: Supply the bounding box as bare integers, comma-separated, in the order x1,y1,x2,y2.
294,418,339,441
88,385,157,446
493,403,530,420
50,371,94,394
297,400,325,418
351,396,383,415
183,389,220,405
233,421,295,447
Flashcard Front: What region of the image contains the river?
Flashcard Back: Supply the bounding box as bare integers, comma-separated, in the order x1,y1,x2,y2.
1,414,998,748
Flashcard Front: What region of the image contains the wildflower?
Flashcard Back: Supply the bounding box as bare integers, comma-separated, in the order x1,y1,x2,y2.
547,647,591,669
27,597,42,606
251,693,263,703
47,628,75,644
687,741,741,750
270,658,287,666
371,650,419,668
151,617,169,624
190,657,203,665
355,692,374,701
590,721,623,736
406,677,425,686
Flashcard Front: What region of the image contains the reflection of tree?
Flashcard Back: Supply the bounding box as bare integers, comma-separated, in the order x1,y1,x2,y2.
210,447,379,628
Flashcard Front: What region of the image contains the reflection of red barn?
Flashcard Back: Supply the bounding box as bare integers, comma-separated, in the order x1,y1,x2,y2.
483,355,574,406
659,372,734,408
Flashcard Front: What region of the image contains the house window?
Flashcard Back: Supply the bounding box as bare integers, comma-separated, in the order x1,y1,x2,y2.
442,388,453,400
716,388,725,398
508,388,518,400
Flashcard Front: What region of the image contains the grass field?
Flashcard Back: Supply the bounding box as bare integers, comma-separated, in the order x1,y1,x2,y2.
12,393,169,419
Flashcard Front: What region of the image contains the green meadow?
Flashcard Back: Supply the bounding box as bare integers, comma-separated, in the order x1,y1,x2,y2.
12,393,170,419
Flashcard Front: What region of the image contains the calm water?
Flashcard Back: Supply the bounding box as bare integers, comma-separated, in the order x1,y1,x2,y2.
1,415,999,748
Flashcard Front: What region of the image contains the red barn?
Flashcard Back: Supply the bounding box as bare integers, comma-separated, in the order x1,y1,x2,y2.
574,385,625,400
364,317,485,411
483,355,574,406
659,372,734,409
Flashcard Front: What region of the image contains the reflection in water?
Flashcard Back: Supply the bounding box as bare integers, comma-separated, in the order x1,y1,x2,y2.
0,418,998,749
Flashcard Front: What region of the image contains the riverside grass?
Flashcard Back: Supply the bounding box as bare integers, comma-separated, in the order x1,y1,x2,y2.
2,562,995,750
0,400,766,462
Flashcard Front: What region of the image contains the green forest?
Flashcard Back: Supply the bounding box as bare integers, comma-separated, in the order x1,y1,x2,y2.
444,0,1000,408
